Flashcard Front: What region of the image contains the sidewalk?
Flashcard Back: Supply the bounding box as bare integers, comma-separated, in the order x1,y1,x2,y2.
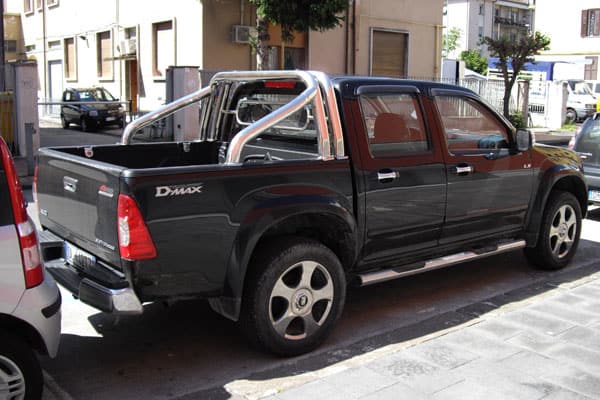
221,264,600,400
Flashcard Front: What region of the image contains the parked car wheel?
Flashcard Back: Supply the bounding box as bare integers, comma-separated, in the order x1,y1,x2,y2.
241,238,346,356
80,117,91,132
60,114,69,129
525,191,582,270
565,108,577,124
0,332,43,400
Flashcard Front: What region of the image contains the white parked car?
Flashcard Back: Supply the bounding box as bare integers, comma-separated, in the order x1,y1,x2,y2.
0,137,61,399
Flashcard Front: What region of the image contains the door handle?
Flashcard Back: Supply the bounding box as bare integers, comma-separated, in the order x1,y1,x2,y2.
377,170,398,183
63,176,78,193
453,164,474,175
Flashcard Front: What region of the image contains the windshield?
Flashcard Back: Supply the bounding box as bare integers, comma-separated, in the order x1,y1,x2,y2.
570,81,593,95
76,88,117,101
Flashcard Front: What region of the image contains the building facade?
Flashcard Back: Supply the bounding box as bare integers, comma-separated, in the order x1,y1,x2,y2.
8,0,444,113
444,0,533,58
534,0,600,81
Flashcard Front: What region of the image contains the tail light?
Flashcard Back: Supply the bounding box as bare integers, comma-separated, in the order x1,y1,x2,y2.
0,140,43,288
117,194,157,260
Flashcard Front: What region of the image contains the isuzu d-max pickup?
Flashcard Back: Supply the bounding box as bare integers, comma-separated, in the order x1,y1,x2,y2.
36,71,587,355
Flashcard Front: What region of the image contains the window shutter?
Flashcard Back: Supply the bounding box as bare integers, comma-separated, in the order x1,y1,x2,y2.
593,9,600,36
582,9,589,37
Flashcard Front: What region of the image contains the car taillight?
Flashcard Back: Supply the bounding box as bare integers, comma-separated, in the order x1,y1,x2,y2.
117,194,157,260
1,140,43,288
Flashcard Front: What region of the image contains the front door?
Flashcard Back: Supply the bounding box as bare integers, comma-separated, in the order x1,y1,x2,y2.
355,86,447,266
432,90,533,245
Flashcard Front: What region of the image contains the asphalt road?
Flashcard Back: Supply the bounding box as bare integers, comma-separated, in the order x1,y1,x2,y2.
31,121,598,399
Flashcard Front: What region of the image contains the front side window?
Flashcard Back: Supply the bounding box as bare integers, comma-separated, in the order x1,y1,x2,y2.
434,95,509,155
359,93,429,157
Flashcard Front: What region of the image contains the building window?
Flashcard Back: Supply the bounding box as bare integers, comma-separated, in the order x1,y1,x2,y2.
24,0,33,14
370,29,408,78
47,0,59,7
153,20,174,78
585,56,598,80
478,26,484,38
64,37,76,80
582,9,600,37
479,4,484,15
36,0,42,10
5,40,17,53
96,31,113,79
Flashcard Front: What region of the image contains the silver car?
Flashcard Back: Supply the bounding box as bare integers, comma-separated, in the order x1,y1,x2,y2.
1,137,61,399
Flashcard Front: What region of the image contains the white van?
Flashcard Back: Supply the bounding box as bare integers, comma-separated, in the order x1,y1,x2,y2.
566,80,597,122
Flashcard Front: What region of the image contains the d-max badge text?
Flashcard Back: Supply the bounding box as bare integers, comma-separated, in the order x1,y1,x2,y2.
155,184,203,197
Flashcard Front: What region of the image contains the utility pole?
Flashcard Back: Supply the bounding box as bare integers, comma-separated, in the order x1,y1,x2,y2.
1,0,6,91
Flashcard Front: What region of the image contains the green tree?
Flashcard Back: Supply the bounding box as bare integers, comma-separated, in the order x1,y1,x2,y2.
481,31,551,118
442,27,462,58
460,49,488,75
249,0,350,70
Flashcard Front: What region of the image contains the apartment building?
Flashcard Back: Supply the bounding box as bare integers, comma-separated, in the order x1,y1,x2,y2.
8,0,444,113
444,0,533,58
535,0,600,80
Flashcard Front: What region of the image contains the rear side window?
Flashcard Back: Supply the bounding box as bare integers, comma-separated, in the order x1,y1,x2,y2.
434,95,509,155
359,93,429,157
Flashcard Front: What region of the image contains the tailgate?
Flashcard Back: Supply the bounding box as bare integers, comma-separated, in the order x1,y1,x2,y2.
36,147,124,269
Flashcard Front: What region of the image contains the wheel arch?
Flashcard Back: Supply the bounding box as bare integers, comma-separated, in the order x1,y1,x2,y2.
209,209,358,321
525,173,587,247
0,314,48,356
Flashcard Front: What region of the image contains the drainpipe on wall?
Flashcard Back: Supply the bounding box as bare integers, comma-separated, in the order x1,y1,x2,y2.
434,24,442,78
42,0,47,101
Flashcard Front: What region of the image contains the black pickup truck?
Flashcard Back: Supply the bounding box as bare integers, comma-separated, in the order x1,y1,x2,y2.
37,71,587,356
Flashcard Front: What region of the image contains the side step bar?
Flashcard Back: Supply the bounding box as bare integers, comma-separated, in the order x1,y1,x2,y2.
357,240,526,286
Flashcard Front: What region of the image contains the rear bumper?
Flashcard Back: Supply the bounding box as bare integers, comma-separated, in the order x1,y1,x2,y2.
39,231,143,315
12,272,62,357
44,259,143,315
45,258,143,315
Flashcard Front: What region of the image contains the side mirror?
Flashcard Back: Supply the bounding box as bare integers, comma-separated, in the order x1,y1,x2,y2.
516,129,533,152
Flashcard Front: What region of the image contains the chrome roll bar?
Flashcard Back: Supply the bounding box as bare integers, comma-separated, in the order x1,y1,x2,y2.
120,70,346,163
210,70,330,164
121,86,212,145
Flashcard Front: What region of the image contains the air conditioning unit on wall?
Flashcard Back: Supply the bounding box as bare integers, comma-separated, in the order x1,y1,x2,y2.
120,39,137,55
232,25,255,44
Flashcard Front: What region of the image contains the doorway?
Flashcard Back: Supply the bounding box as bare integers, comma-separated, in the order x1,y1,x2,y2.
125,59,139,115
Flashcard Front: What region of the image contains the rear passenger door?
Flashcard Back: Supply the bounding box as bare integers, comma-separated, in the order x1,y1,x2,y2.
432,90,533,245
355,86,447,265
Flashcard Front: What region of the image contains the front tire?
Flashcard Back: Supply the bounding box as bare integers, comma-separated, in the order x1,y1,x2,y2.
60,114,69,129
241,238,346,356
0,333,43,400
565,108,577,124
80,117,91,132
525,191,582,270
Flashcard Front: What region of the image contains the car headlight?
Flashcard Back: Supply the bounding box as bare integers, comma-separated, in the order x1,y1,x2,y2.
88,110,98,117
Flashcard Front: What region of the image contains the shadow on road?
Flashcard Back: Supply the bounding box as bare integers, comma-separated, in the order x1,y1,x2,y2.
41,242,600,400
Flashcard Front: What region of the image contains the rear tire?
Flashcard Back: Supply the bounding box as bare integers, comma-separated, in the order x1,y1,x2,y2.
0,332,43,400
524,191,581,270
241,238,346,356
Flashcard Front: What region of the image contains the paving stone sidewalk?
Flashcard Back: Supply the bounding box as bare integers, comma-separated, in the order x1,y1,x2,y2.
259,269,600,400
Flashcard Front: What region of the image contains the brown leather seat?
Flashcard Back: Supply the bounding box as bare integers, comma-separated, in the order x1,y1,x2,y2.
373,113,409,143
